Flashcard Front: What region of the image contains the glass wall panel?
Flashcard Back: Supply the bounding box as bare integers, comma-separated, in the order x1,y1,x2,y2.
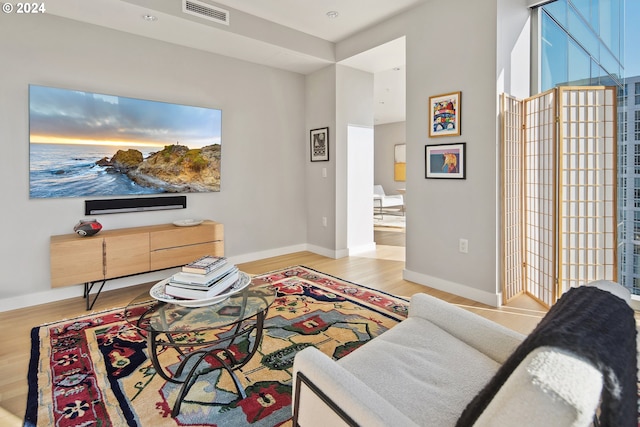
540,0,623,92
542,13,569,89
600,46,621,81
599,0,621,57
545,0,569,27
592,58,607,85
572,0,597,31
568,6,599,55
568,39,592,84
537,0,628,293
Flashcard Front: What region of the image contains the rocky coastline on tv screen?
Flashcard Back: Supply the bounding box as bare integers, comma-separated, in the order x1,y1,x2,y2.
28,84,223,198
96,144,221,193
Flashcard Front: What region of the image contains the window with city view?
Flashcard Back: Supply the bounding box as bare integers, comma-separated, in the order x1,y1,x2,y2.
536,0,639,296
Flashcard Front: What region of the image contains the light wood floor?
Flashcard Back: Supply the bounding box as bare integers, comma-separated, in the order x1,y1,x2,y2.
0,230,548,424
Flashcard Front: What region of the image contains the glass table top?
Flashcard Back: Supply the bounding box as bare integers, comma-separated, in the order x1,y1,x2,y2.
125,281,276,334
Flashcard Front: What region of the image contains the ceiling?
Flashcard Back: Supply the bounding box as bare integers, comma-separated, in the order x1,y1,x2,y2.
44,0,421,124
191,0,425,43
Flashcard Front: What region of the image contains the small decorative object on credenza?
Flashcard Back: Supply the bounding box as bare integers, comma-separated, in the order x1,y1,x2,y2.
172,219,204,227
73,219,102,236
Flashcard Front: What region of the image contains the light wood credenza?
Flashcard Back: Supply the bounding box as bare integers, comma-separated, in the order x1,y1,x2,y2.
50,220,224,309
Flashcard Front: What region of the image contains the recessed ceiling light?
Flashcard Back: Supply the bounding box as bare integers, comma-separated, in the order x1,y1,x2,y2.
143,14,158,22
326,11,339,19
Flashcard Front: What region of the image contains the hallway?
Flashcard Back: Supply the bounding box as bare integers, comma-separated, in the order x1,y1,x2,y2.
374,225,405,247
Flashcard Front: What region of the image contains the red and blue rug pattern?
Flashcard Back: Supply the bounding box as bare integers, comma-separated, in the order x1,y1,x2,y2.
25,266,409,426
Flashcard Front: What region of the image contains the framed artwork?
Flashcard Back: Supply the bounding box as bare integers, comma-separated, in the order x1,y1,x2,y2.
394,143,406,181
429,91,461,137
425,143,466,179
310,127,329,162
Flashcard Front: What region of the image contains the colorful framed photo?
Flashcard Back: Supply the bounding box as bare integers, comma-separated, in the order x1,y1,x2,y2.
310,127,329,162
429,91,461,137
425,143,466,179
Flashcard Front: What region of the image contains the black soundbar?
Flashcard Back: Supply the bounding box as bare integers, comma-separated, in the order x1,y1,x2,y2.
85,196,187,215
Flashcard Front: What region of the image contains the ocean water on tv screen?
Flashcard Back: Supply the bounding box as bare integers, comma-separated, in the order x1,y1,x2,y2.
29,143,163,198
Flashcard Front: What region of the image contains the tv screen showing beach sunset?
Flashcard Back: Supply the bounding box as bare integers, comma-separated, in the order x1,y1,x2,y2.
29,85,222,198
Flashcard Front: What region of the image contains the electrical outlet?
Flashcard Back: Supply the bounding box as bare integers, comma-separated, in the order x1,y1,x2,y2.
322,216,327,227
459,238,469,253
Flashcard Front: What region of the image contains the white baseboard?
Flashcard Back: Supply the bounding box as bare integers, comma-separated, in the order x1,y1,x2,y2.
0,243,373,312
0,244,331,312
0,269,176,313
230,243,352,263
226,244,309,265
403,268,502,307
347,242,376,256
305,244,353,259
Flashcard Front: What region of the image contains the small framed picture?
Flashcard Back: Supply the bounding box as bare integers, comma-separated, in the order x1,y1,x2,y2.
425,143,466,179
310,127,329,162
429,91,461,137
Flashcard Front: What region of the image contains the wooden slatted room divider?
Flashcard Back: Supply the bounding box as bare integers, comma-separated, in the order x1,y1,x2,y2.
556,87,618,295
501,94,525,303
501,87,617,308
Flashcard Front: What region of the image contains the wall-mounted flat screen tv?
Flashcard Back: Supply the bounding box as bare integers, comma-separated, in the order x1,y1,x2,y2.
29,84,222,198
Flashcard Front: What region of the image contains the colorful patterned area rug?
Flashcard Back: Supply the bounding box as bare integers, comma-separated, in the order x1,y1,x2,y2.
25,266,409,427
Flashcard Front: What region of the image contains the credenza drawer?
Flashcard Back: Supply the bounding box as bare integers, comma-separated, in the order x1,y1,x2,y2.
150,221,223,251
150,241,224,271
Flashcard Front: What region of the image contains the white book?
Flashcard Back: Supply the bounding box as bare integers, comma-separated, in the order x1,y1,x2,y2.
165,269,240,300
170,263,237,286
181,256,227,275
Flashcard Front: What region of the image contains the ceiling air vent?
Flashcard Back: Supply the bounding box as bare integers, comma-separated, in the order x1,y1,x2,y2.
183,0,229,25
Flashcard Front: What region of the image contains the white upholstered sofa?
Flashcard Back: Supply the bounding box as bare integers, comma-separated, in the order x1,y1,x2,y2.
292,281,637,427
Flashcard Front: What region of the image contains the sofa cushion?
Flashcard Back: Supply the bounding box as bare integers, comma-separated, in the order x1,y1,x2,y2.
337,316,501,426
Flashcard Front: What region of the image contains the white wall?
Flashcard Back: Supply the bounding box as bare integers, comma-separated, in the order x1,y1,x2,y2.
304,64,375,258
498,0,533,99
347,125,375,254
374,122,406,195
403,0,502,305
336,65,375,254
0,14,308,310
336,0,531,306
0,0,534,310
305,66,337,255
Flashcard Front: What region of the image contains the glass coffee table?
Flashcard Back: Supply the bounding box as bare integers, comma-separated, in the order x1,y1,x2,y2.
125,273,277,416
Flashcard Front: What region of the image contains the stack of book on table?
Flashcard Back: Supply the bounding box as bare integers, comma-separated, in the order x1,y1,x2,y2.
164,256,239,300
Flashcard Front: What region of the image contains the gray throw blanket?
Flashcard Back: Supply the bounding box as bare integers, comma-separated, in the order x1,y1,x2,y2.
456,285,637,427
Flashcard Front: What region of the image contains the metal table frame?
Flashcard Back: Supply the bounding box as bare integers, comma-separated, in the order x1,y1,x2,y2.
127,285,275,416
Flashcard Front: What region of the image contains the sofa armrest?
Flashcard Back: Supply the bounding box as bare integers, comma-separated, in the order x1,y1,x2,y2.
586,279,631,304
408,293,525,364
292,347,417,427
472,346,603,427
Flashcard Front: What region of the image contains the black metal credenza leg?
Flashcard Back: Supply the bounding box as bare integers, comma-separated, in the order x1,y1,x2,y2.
84,280,107,310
